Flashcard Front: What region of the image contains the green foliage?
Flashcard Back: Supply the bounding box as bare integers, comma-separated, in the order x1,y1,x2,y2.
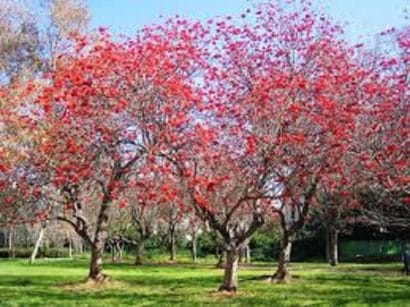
340,240,405,261
0,248,32,258
0,248,69,258
292,236,326,261
39,247,70,258
197,232,218,257
0,259,409,306
250,223,282,261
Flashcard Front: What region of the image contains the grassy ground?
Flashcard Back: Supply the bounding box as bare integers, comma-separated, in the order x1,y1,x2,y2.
0,257,409,306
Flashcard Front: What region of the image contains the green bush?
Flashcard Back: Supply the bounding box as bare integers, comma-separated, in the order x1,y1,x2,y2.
0,247,69,258
249,223,282,261
0,248,32,258
40,247,69,258
250,231,280,261
292,236,325,261
197,232,218,257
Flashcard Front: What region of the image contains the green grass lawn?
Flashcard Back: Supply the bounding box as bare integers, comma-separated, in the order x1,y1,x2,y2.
0,257,409,306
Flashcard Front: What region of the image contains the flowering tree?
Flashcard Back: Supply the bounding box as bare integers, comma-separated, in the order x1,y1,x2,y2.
0,83,47,235
153,0,369,288
5,21,205,281
1,0,407,292
350,25,410,228
197,1,378,283
0,0,90,263
162,135,270,291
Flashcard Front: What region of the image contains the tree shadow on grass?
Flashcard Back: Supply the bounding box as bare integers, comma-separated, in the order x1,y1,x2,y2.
245,272,410,306
120,273,222,288
0,286,209,306
0,273,225,306
1,262,410,306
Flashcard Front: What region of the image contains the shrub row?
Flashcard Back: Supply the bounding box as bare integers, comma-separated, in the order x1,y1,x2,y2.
0,247,69,258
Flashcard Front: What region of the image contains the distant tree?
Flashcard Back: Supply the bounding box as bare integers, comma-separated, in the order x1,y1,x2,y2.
0,0,89,83
125,177,161,265
0,0,89,262
185,215,203,262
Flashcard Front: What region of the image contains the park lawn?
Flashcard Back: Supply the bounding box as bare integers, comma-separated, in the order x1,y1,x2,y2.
0,258,409,306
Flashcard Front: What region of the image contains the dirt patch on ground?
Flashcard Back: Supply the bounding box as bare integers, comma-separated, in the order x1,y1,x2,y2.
209,289,257,302
60,279,128,291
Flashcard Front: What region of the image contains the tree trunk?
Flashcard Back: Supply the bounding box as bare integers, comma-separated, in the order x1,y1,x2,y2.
215,246,220,258
216,249,227,268
170,228,176,261
329,228,338,266
135,242,144,265
325,227,330,263
68,238,73,258
245,245,251,264
77,239,83,254
3,229,7,247
191,236,198,262
88,200,111,282
272,234,293,283
89,243,105,281
218,248,239,292
24,224,30,248
8,227,14,258
113,242,121,263
110,243,116,263
29,223,46,264
118,244,123,263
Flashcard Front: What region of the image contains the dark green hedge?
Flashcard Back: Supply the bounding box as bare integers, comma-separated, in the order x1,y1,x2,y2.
0,247,69,258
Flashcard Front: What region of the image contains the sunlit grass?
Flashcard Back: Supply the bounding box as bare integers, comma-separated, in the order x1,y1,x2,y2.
0,257,409,306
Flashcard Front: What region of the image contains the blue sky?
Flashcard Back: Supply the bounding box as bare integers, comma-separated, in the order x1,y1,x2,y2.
87,0,409,42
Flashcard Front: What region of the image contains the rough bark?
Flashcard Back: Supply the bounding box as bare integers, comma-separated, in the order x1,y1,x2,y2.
329,228,338,266
88,199,111,282
218,248,239,292
89,242,105,281
271,181,317,283
135,242,144,265
216,249,227,268
29,222,47,264
272,234,292,283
